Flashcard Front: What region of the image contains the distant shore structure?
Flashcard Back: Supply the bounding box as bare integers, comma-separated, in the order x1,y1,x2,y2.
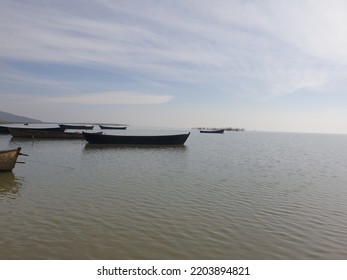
194,127,245,131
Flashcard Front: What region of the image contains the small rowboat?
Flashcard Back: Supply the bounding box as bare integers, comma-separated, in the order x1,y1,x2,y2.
99,125,127,130
83,132,190,145
0,147,25,172
200,129,224,134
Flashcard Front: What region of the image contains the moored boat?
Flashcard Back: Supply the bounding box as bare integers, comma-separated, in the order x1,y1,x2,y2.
1,125,60,134
0,147,24,172
8,128,101,139
200,129,225,134
99,125,127,130
7,126,64,134
83,132,190,145
59,124,94,130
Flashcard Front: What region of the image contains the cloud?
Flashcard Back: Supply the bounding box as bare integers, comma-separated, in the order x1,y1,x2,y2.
2,91,173,105
43,91,174,105
269,71,327,96
3,1,342,72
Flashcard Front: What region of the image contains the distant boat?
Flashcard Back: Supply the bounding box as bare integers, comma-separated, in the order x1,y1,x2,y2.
99,125,127,130
9,128,101,139
200,129,225,134
83,132,190,145
0,147,25,172
7,126,64,133
1,125,59,134
59,124,94,130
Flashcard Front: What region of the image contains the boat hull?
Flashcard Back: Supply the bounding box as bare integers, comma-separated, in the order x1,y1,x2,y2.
8,126,64,136
0,148,21,172
59,124,94,130
99,125,127,130
200,129,224,134
83,132,190,145
9,129,87,139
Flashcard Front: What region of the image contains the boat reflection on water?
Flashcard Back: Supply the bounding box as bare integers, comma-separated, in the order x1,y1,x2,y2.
0,172,23,196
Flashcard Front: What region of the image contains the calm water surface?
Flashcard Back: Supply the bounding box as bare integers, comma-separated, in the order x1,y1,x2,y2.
1,128,347,259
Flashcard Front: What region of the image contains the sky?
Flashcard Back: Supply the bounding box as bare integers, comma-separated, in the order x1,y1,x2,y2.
1,0,347,133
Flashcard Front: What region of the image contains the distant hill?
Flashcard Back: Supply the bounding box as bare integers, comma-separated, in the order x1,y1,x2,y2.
0,111,41,123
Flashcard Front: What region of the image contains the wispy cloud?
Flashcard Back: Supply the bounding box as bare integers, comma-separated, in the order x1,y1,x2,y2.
269,70,327,96
43,91,173,105
3,91,173,105
2,0,345,92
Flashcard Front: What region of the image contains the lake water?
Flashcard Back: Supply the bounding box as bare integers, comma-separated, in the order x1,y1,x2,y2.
1,128,347,259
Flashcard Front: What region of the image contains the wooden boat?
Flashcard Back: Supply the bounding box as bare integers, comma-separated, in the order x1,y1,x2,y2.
8,126,64,133
83,132,190,145
9,128,101,139
59,124,94,130
3,125,64,134
99,125,127,130
200,129,225,134
0,147,23,172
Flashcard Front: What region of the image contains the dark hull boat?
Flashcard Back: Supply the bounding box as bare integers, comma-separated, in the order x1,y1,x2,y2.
2,125,63,134
59,124,94,130
83,132,190,145
200,129,225,134
0,147,23,172
99,125,127,130
9,129,101,139
8,126,64,134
